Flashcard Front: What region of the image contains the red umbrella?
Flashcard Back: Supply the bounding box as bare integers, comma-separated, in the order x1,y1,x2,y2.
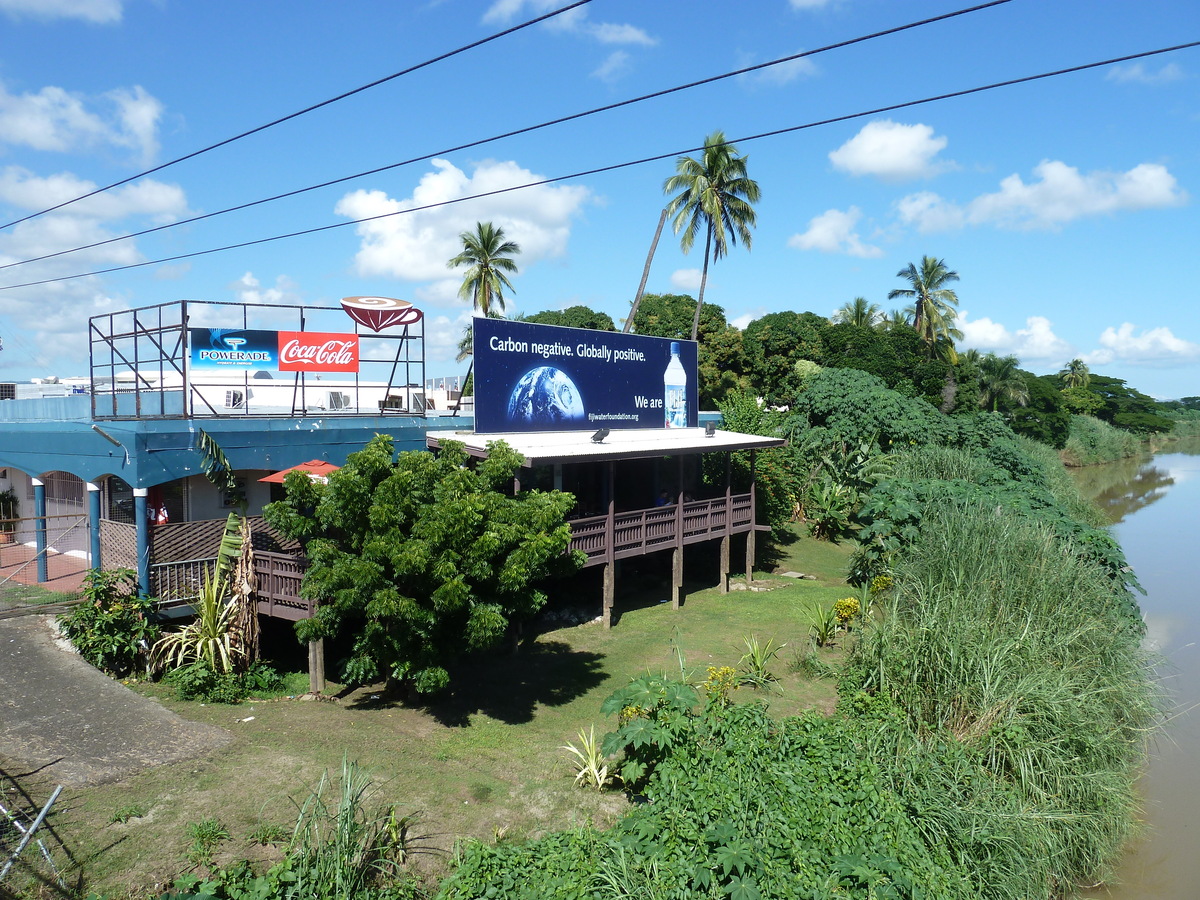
258,460,340,484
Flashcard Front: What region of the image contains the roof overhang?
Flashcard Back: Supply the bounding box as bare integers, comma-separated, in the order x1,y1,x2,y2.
425,427,786,467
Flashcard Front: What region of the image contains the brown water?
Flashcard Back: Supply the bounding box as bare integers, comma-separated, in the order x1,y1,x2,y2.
1076,438,1200,899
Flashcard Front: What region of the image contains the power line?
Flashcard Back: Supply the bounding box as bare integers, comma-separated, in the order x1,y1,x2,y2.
0,0,596,233
0,0,1015,274
1,40,1195,294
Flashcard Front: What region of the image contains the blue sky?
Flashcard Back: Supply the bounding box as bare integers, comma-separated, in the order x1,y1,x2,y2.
0,0,1196,398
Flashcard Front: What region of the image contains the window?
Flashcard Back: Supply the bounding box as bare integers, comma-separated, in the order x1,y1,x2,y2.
0,383,15,400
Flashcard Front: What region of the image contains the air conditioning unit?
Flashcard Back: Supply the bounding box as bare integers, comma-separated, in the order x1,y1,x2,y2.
328,391,350,410
0,383,16,401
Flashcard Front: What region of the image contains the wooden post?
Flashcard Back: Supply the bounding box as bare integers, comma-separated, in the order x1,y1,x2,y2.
603,461,616,627
719,451,732,593
308,638,326,694
746,450,757,584
602,562,615,628
673,455,684,609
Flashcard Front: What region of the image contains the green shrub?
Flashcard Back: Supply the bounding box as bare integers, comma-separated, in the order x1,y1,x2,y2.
1063,414,1143,466
165,660,285,703
58,568,159,677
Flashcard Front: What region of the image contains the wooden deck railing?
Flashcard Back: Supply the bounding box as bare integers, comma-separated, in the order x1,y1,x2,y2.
568,492,755,567
149,550,312,620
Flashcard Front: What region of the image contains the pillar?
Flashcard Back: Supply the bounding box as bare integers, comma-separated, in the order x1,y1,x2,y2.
671,547,683,609
87,482,101,570
133,487,151,597
602,562,615,628
719,535,730,594
308,639,326,694
32,478,47,584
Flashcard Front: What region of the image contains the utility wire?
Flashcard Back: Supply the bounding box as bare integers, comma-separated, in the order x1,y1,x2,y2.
1,40,1195,294
0,0,1013,273
0,0,596,233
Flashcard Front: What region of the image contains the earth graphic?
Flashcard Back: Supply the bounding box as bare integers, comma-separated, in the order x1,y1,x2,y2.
507,366,586,426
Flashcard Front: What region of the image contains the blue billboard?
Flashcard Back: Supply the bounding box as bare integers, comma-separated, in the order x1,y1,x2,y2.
473,318,698,433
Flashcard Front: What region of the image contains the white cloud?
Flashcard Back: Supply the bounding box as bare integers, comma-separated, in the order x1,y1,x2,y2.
1106,62,1185,85
229,272,301,307
0,166,186,222
788,206,883,258
738,50,818,87
1085,323,1200,366
670,268,702,292
0,0,121,22
789,0,836,8
483,1,655,45
424,310,475,364
334,157,589,302
592,51,631,83
0,81,163,163
829,120,950,181
897,160,1187,232
958,310,1073,361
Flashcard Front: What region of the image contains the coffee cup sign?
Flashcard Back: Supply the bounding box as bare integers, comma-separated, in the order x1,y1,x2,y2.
341,296,423,332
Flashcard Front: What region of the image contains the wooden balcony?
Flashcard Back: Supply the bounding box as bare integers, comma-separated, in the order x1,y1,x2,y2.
568,492,756,568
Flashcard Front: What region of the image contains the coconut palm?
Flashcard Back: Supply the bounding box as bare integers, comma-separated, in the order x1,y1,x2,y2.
888,256,961,356
977,353,1029,413
1059,358,1090,390
879,309,909,332
663,130,760,340
831,297,882,328
447,222,520,317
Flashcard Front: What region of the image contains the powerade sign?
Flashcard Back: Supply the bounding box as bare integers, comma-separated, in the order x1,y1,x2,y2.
473,318,698,433
189,328,359,373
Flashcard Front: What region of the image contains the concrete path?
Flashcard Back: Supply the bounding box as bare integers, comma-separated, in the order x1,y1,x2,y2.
0,615,230,786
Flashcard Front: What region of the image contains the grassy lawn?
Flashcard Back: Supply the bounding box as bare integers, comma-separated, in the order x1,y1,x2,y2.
0,582,78,611
37,532,855,894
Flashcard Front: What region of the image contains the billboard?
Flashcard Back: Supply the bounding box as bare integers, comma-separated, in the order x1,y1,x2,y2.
189,328,359,373
473,318,698,433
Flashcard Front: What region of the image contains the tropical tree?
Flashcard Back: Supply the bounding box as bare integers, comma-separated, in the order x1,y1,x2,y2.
1059,358,1090,390
663,130,760,341
977,353,1029,413
831,297,882,329
879,309,909,332
264,435,581,696
447,221,521,317
888,256,961,357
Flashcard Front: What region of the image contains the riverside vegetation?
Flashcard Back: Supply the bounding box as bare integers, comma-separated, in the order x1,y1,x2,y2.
40,274,1187,897
30,364,1161,900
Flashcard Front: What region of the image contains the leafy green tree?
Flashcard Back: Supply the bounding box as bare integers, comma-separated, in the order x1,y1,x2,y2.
1085,375,1175,434
521,305,616,331
264,435,581,695
830,297,882,329
1002,373,1071,448
663,130,760,340
977,353,1029,412
1059,386,1105,416
742,311,827,400
888,256,961,358
448,221,520,316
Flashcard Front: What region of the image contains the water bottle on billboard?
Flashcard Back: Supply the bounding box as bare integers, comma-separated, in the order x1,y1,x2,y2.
664,342,688,428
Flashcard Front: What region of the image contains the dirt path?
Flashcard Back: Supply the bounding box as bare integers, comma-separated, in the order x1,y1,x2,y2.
0,616,231,786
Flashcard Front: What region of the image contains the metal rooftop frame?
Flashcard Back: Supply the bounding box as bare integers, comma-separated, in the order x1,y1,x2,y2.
89,300,425,421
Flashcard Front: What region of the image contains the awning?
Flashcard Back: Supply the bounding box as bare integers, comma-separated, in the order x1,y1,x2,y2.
257,459,341,484
425,427,786,467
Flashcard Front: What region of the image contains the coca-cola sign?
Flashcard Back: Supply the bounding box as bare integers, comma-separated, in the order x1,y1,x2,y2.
277,331,359,373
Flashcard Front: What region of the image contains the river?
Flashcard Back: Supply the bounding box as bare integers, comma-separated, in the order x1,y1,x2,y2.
1075,438,1200,899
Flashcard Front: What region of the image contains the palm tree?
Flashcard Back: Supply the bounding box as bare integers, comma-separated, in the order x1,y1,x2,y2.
1059,358,1090,390
888,256,960,357
663,130,761,340
447,222,520,317
977,353,1029,412
831,297,882,328
879,309,909,332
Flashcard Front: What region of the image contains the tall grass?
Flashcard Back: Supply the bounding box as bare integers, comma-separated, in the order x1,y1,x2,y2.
845,502,1160,897
288,758,422,900
1062,415,1142,467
